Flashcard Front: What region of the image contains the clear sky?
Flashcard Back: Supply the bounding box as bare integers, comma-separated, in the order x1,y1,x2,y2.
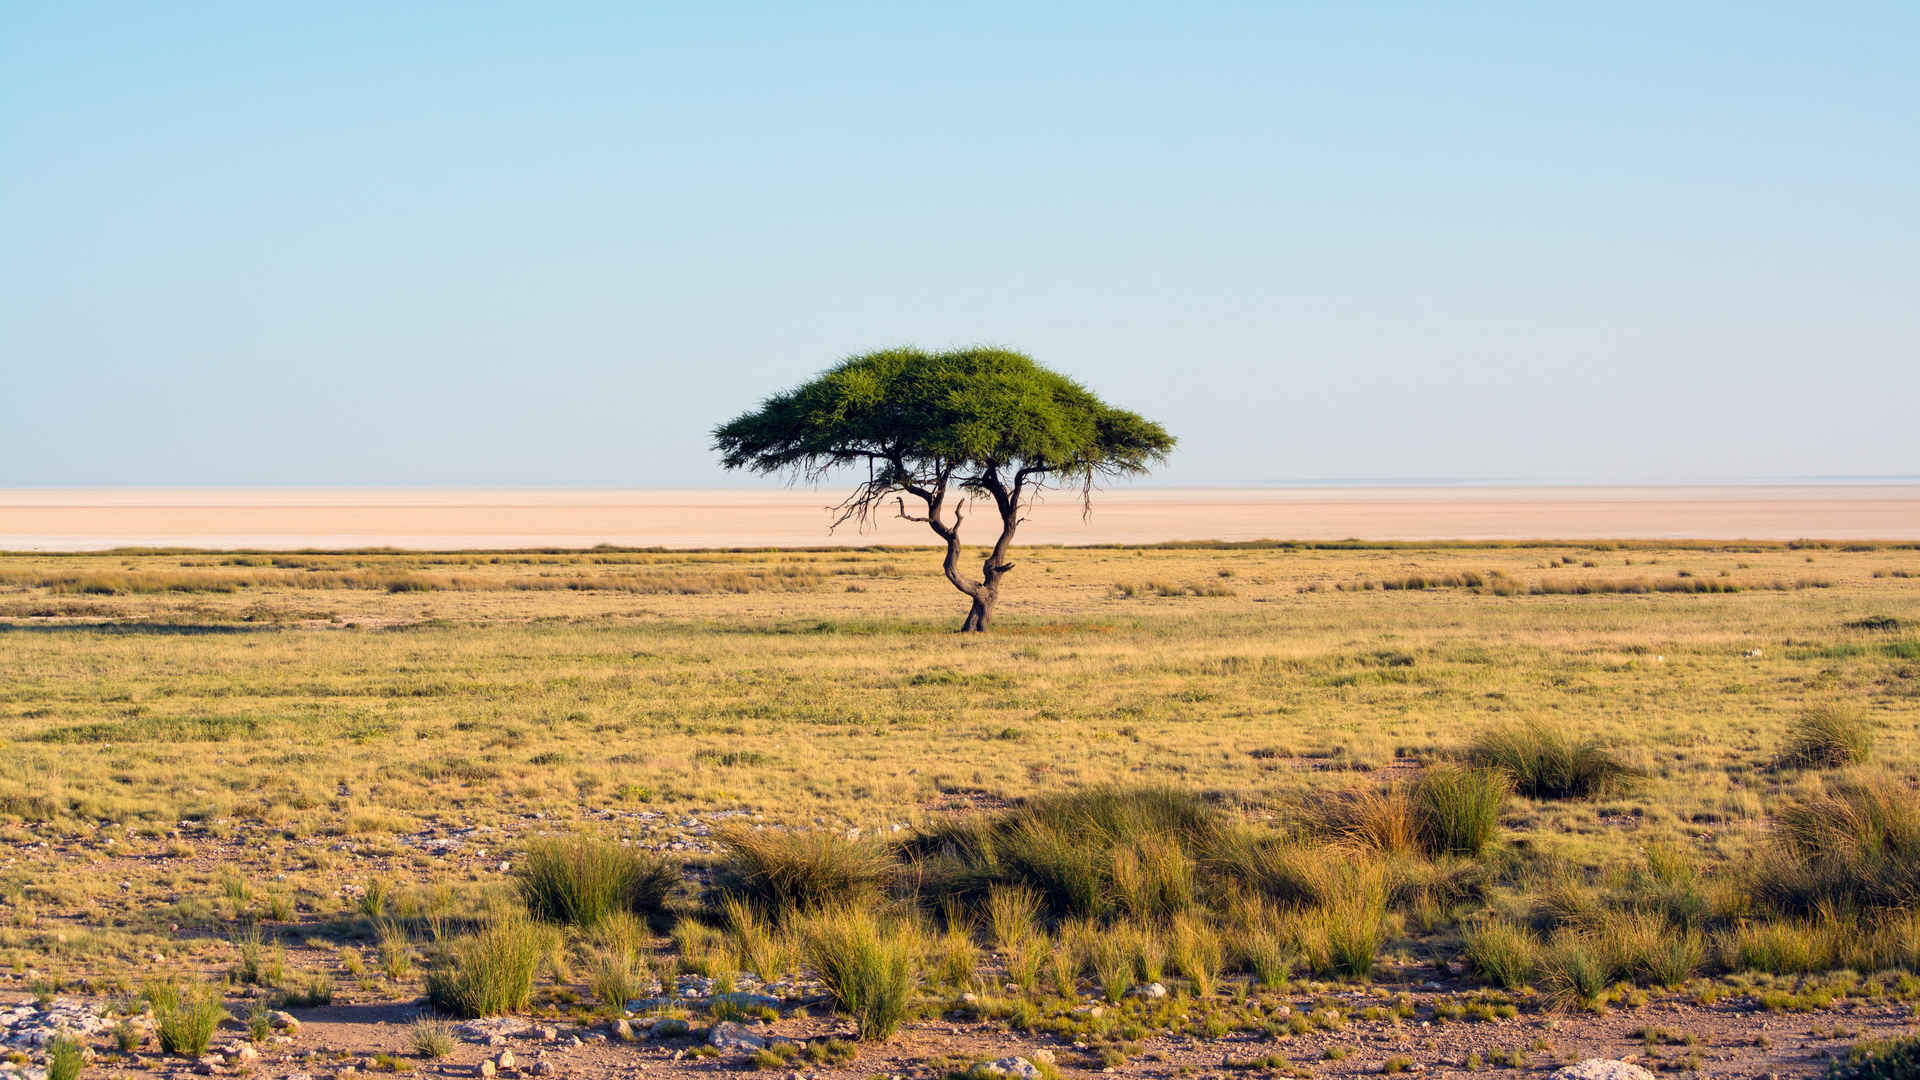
4,2,1915,487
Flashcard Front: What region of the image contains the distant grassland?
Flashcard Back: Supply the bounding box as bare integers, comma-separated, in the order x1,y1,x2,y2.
1,540,1916,859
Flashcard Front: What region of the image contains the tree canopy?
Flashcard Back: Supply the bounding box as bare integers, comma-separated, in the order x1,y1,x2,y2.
714,347,1174,630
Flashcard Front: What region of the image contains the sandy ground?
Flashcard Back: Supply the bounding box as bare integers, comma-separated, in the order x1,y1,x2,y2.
1,485,1917,550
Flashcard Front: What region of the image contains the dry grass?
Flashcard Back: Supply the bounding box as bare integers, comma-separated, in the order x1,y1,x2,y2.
0,540,1914,1004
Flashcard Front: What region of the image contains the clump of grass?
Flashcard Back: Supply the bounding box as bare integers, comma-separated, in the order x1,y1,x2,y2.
716,827,890,919
1595,909,1703,987
586,948,649,1011
1166,913,1223,997
1777,706,1872,769
1720,918,1838,974
516,835,675,927
1824,1034,1920,1080
1090,932,1134,1001
1762,775,1920,915
1302,786,1417,854
1539,938,1608,1010
1109,832,1198,918
1298,859,1389,978
46,1033,86,1080
721,895,792,981
146,981,228,1056
1461,915,1537,989
409,1018,454,1059
904,786,1222,920
1412,765,1508,856
1464,721,1635,799
797,905,920,1041
424,911,554,1018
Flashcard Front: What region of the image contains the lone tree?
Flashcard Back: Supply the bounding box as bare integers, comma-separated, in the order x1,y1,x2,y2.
714,347,1175,631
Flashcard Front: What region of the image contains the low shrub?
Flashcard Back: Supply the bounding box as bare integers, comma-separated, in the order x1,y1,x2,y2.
1539,938,1608,1010
1465,721,1635,799
798,905,920,1041
1167,913,1223,997
424,912,554,1018
516,835,675,927
1777,706,1872,769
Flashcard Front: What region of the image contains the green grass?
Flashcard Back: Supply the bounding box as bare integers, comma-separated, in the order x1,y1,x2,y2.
1464,721,1637,800
1777,706,1873,769
424,911,555,1018
1824,1035,1920,1080
516,835,676,927
798,905,921,1041
146,980,228,1056
715,826,891,919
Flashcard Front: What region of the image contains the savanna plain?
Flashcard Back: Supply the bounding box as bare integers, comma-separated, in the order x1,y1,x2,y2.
3,542,1919,1080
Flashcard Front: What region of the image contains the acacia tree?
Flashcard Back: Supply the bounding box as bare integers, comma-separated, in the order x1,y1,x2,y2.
714,347,1174,631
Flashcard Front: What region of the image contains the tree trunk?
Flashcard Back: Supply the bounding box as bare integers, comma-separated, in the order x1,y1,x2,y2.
959,589,997,632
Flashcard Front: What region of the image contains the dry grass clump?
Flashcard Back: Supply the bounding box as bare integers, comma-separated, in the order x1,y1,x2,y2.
1824,1035,1920,1080
516,835,676,927
715,827,891,919
1759,774,1920,915
1306,767,1508,858
796,905,920,1041
1464,721,1635,800
1776,706,1873,770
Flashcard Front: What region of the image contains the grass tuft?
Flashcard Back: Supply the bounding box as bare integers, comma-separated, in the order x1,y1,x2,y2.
1777,706,1872,770
424,910,555,1018
1465,721,1635,800
516,835,675,927
797,905,920,1041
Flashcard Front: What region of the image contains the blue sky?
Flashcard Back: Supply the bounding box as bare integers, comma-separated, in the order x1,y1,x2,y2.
3,2,1915,486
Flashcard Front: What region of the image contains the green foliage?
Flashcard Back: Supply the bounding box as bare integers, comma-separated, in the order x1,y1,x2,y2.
424,912,554,1018
1461,916,1537,989
516,834,676,928
146,980,228,1057
797,905,920,1041
1413,766,1509,856
1465,721,1635,799
905,786,1221,920
1825,1035,1920,1080
713,347,1173,489
1778,706,1873,769
46,1034,85,1080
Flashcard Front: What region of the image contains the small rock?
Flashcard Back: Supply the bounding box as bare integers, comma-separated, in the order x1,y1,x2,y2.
479,1061,497,1079
496,1050,516,1071
1550,1062,1657,1080
977,1057,1042,1080
708,1021,766,1052
270,1011,300,1032
650,1018,690,1039
612,1019,634,1042
531,1062,556,1077
194,1055,224,1075
1128,982,1168,1000
536,1026,557,1042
